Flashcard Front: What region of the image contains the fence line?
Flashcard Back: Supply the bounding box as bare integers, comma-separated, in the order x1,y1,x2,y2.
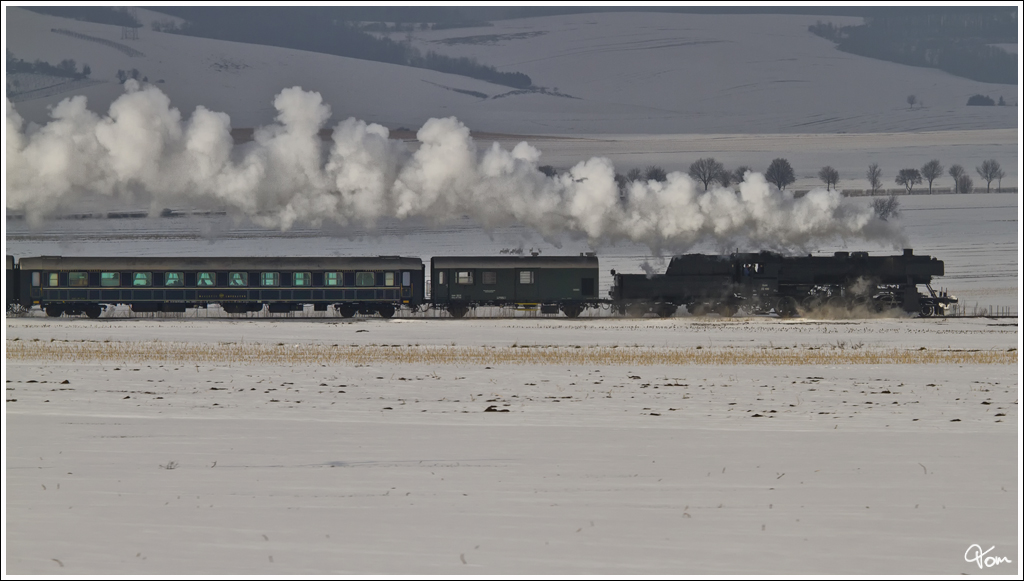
51,28,144,58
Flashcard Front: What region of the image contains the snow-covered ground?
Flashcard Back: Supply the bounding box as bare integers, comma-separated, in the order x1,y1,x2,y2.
5,8,1017,134
4,315,1018,574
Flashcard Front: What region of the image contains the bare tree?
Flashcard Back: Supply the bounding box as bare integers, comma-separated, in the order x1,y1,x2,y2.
957,174,973,194
895,168,922,193
715,168,732,188
689,158,724,190
976,159,1001,193
625,167,643,182
871,194,901,221
818,166,839,190
765,158,795,191
538,165,557,177
866,163,882,195
920,159,943,194
732,166,751,184
995,168,1005,191
948,164,965,193
644,165,667,182
906,94,917,109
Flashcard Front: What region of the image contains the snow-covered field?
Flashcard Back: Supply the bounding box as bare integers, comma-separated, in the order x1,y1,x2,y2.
6,8,1017,135
4,315,1018,575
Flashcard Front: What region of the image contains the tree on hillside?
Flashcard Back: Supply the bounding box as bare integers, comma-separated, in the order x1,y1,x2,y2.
818,166,839,190
976,159,1001,192
957,174,974,194
765,158,795,191
920,159,943,194
948,164,966,193
906,94,917,109
625,168,644,183
689,158,724,191
732,166,751,185
995,167,1005,191
538,165,557,178
644,166,667,182
866,163,882,195
872,194,901,221
715,167,732,188
895,168,922,193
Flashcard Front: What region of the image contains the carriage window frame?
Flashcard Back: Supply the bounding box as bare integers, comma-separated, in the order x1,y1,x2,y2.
437,271,445,285
165,272,184,287
228,272,248,287
456,271,473,285
48,273,59,286
196,272,215,287
356,272,375,287
293,272,311,287
384,272,395,286
261,272,280,287
100,272,120,287
519,271,534,284
133,272,153,287
68,272,88,287
482,271,497,285
325,272,340,286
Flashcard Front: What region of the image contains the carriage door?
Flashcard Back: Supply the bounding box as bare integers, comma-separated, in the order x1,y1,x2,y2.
433,269,449,301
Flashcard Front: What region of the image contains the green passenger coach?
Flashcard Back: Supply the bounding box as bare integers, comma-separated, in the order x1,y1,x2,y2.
17,256,425,318
430,254,600,318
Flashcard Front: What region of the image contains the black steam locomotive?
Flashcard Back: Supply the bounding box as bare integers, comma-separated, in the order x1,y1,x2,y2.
609,249,957,318
6,249,955,319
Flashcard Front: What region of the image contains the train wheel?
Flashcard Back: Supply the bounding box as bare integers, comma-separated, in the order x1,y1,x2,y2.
337,306,357,318
85,305,102,319
716,304,738,317
448,305,469,319
625,303,648,317
44,304,64,317
655,303,676,318
377,305,396,319
919,304,935,318
561,304,583,319
776,297,799,318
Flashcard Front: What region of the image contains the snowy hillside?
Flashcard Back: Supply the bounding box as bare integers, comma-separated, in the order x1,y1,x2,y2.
5,8,1017,134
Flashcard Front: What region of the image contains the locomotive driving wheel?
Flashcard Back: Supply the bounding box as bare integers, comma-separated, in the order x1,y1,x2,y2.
654,303,676,318
775,296,799,318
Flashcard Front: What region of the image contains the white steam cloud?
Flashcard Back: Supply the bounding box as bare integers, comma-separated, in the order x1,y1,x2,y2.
6,82,905,253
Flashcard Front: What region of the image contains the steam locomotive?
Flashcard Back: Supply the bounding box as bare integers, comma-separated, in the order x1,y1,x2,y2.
5,249,956,319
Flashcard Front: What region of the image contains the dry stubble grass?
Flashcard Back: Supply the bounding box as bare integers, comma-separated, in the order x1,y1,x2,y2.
6,340,1017,366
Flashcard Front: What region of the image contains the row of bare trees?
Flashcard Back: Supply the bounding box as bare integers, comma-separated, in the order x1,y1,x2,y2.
607,158,1006,196
885,159,1005,194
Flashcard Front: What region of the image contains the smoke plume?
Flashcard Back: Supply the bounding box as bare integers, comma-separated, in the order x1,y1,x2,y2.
7,83,906,252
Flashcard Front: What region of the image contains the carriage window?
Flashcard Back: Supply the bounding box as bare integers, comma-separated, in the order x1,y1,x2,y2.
402,271,411,287
48,273,59,286
356,272,375,287
197,272,215,287
293,272,311,286
519,271,534,284
325,272,339,286
384,272,395,286
165,272,183,286
482,271,497,285
100,272,120,287
32,272,41,287
228,272,248,286
456,271,473,285
133,272,153,286
437,271,445,285
69,272,89,287
261,272,279,287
